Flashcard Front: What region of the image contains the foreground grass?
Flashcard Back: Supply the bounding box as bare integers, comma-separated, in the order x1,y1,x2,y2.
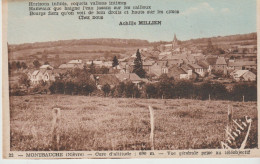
10,95,258,151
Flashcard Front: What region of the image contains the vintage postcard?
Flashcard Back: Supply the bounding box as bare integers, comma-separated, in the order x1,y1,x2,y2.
2,0,260,159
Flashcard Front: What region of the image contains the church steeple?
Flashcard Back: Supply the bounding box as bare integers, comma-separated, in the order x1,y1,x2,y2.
172,33,178,49
174,33,177,42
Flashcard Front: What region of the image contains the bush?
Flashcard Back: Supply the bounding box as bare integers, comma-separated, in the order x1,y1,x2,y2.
174,80,194,99
157,74,174,99
231,83,257,101
102,83,111,97
145,83,158,98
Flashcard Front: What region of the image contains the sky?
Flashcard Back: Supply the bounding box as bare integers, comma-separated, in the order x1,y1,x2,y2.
7,0,257,44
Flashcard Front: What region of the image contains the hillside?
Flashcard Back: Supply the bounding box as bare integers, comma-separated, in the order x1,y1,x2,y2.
151,32,257,49
8,32,257,65
8,38,151,67
182,32,257,48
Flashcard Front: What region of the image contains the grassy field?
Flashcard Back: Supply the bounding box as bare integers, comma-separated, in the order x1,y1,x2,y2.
10,95,257,151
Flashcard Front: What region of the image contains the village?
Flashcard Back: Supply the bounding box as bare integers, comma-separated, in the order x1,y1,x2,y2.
25,34,257,90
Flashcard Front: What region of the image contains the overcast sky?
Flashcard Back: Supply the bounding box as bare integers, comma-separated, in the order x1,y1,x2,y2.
7,0,257,44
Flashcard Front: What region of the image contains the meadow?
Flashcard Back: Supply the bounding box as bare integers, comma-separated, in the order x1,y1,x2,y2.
10,95,257,151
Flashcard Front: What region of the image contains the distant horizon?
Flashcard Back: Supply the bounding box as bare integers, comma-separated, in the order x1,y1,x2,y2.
8,31,257,46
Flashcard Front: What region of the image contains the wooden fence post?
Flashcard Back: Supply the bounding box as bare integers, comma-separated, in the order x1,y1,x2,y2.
148,106,154,150
51,108,61,150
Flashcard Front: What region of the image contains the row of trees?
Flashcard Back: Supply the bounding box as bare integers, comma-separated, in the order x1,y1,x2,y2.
8,61,28,71
46,73,256,102
13,68,256,102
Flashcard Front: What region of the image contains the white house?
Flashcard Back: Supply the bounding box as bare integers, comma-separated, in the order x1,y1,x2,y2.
232,70,256,81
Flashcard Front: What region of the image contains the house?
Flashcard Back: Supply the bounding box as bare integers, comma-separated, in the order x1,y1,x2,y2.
198,60,211,74
158,51,171,59
206,56,217,67
118,62,131,73
232,70,256,81
115,73,143,85
59,63,82,69
181,64,193,79
228,61,257,70
237,45,257,54
215,57,227,69
150,63,168,77
102,61,112,67
188,63,205,77
86,60,104,67
142,60,155,74
40,64,53,70
90,74,120,89
215,57,227,74
167,66,189,80
68,59,82,64
28,69,56,85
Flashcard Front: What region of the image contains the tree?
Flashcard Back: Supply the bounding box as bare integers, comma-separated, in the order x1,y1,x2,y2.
21,62,28,69
16,61,21,70
157,74,174,99
89,61,96,74
231,83,256,101
115,82,125,97
124,81,135,98
198,81,212,100
174,80,194,99
102,83,111,97
33,60,41,68
145,83,158,98
133,49,146,78
19,73,30,89
99,66,109,74
112,56,119,67
11,61,17,70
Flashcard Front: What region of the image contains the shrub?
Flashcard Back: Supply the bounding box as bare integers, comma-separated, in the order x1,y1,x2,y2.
231,83,257,101
102,83,111,97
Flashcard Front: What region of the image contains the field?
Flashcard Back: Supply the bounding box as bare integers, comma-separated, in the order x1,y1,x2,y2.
10,95,257,151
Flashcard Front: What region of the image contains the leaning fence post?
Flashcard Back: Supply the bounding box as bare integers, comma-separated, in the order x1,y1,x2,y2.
209,94,211,101
51,108,61,150
226,105,232,135
148,106,154,150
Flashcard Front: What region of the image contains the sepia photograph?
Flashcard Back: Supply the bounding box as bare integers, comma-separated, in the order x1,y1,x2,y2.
2,0,259,159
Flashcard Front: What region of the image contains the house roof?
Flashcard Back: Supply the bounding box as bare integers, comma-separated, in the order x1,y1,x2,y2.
150,64,163,77
216,57,227,65
165,44,173,47
115,73,142,82
68,60,82,64
181,64,192,72
233,70,249,77
143,60,155,66
93,74,120,86
40,64,53,69
198,60,209,68
86,61,103,65
159,51,171,56
205,56,217,65
59,63,77,69
228,61,256,67
188,63,202,69
168,66,186,74
167,54,186,60
167,66,187,79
